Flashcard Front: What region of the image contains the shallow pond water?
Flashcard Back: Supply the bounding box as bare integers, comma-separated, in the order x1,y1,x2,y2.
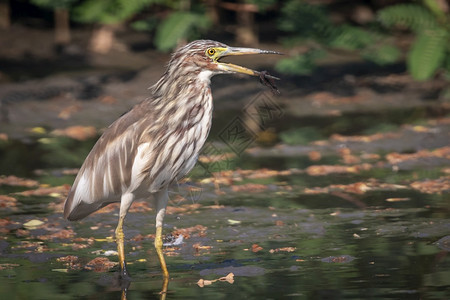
1,104,449,299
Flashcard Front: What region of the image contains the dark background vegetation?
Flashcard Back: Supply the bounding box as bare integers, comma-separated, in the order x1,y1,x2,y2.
0,0,449,82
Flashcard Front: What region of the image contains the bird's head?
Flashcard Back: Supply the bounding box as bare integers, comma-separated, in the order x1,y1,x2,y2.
167,40,281,82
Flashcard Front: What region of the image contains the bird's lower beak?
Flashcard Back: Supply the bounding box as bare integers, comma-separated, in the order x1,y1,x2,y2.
217,47,282,79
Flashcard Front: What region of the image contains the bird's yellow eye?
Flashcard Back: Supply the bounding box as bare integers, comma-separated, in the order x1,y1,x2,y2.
206,48,216,56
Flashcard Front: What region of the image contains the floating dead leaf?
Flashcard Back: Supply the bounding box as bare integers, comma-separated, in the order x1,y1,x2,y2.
410,177,450,194
193,243,212,252
197,273,234,287
341,154,361,165
304,180,408,195
15,229,30,237
37,229,75,241
57,255,81,270
198,152,236,164
251,244,263,253
23,219,45,230
58,104,81,120
386,197,410,202
0,195,17,209
29,127,47,135
308,151,322,161
331,132,400,143
0,175,38,187
275,220,285,226
93,202,119,215
84,257,117,272
227,219,241,225
197,279,213,287
0,133,8,141
52,126,97,141
201,168,300,186
0,264,20,270
269,247,296,253
306,164,371,176
99,95,117,104
231,183,268,192
386,146,450,165
360,153,381,160
129,200,152,213
172,225,207,239
16,184,70,197
166,203,201,215
52,269,69,273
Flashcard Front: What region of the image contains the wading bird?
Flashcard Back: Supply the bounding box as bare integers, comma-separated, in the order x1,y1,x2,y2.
63,40,280,294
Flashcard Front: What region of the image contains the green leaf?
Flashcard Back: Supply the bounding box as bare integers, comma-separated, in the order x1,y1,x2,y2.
423,0,446,19
378,4,438,32
408,29,448,80
154,11,210,52
328,25,375,50
362,44,401,65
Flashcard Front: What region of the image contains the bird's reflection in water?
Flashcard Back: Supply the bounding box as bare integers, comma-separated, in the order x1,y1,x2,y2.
117,276,169,300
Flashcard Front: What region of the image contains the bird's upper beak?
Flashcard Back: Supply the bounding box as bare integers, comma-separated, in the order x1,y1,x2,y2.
216,47,282,80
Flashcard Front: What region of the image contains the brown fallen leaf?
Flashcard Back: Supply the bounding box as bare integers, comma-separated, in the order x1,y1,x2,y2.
0,175,38,187
275,220,285,226
58,104,81,120
308,151,322,162
166,203,201,215
52,126,97,141
331,132,400,143
386,146,450,165
99,95,117,104
306,164,371,176
193,243,212,253
37,229,75,241
231,183,268,193
251,244,263,253
172,225,207,239
129,200,152,213
0,195,17,209
57,255,81,270
410,177,450,194
16,184,70,197
84,257,118,272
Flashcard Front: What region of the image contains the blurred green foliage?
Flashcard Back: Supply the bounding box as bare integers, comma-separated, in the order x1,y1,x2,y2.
73,0,161,25
378,1,450,81
30,0,77,9
26,0,450,81
276,0,400,75
149,10,210,52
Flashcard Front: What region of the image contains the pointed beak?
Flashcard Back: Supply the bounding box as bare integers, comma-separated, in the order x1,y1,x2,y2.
216,47,282,80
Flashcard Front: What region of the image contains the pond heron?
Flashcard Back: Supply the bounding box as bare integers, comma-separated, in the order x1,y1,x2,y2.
63,40,280,293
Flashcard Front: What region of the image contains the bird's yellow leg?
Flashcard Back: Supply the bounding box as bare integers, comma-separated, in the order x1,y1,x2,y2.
154,187,169,297
115,216,129,278
155,226,169,277
155,226,169,297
